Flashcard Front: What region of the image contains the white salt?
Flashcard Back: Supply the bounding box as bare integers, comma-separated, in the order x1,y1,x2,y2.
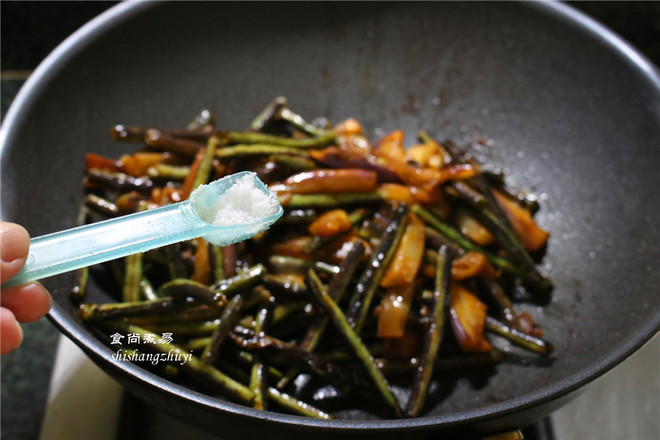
208,174,279,226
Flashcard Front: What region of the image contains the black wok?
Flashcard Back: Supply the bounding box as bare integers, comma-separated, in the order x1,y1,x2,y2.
1,1,659,438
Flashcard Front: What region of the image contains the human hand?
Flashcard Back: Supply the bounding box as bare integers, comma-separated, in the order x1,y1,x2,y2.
1,222,52,354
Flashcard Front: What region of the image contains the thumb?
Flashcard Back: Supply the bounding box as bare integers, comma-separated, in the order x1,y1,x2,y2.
1,222,30,283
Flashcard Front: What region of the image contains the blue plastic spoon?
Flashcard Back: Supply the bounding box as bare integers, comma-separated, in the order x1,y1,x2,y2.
3,171,283,288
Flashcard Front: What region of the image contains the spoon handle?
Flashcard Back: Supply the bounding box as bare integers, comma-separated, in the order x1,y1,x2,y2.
3,202,202,287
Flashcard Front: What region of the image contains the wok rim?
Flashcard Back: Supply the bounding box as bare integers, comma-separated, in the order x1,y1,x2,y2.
2,0,659,433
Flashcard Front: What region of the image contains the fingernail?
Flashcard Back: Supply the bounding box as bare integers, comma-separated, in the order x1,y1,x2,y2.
1,223,30,262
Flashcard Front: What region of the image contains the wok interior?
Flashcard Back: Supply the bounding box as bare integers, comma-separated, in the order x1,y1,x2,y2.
2,0,659,430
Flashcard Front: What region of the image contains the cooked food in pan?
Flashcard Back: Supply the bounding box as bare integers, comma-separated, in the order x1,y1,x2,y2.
75,97,553,419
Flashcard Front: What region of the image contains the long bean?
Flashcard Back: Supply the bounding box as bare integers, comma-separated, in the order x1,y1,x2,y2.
277,240,366,389
147,163,191,180
191,136,220,191
485,317,554,356
139,277,159,301
216,144,311,158
268,255,339,276
123,253,143,302
249,305,271,410
405,245,452,417
201,293,245,365
80,297,190,322
250,96,288,131
267,388,332,419
209,245,225,284
125,304,222,325
279,192,384,209
219,130,336,149
306,269,402,418
268,154,318,172
70,203,91,304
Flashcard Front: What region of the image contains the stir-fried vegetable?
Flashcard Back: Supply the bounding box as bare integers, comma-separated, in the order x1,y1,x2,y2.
75,97,553,419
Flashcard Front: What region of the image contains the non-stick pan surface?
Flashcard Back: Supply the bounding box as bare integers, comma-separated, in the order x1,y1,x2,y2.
1,1,659,438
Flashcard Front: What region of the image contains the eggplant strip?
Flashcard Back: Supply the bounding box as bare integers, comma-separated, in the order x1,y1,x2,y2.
145,129,205,155
84,194,119,217
274,169,378,194
276,208,318,225
85,168,154,193
158,279,226,308
346,203,409,334
229,326,361,392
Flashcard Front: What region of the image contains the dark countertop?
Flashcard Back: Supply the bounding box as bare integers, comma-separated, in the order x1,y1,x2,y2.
1,2,658,440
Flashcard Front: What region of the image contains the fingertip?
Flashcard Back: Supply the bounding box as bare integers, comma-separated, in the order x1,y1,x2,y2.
1,222,31,282
1,308,24,355
1,282,52,323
